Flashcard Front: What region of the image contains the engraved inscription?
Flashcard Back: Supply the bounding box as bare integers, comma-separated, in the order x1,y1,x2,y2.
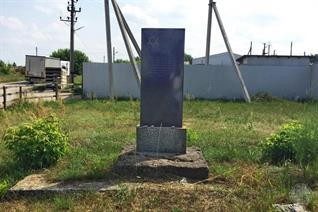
147,36,159,47
140,28,185,127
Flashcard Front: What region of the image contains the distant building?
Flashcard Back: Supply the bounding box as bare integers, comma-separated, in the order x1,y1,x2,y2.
193,52,241,66
236,55,313,66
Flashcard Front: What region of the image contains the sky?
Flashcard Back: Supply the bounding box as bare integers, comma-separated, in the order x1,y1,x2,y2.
0,0,317,65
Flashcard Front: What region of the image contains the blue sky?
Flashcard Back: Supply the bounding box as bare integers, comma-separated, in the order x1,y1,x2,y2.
0,0,317,65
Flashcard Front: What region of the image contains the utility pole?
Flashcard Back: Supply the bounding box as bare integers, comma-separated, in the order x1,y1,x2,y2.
205,0,214,65
290,42,293,56
113,47,116,63
111,0,141,86
262,43,267,56
60,0,81,84
113,46,119,63
104,0,114,98
212,2,251,103
247,41,253,55
36,46,38,56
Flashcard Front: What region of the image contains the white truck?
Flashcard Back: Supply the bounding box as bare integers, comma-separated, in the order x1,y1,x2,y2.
25,55,68,86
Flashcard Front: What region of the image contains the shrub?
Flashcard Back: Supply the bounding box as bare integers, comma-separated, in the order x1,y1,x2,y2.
0,180,9,199
3,115,69,169
261,122,303,165
0,60,14,74
294,121,318,168
261,121,318,166
252,91,280,102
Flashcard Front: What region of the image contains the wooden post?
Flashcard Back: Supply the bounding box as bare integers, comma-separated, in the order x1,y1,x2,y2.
55,83,59,100
19,86,23,101
3,86,6,110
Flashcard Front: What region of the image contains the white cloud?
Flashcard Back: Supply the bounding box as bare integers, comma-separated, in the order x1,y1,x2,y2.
121,5,160,27
34,5,53,15
0,16,25,31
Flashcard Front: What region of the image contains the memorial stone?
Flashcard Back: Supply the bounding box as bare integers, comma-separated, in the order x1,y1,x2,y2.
137,28,187,154
114,28,208,180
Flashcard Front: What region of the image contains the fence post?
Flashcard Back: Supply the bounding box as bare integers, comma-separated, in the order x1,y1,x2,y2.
3,86,6,110
55,83,59,100
19,86,22,101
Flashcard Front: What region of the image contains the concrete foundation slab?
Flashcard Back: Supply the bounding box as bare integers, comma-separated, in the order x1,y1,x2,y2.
113,146,209,179
7,174,220,198
7,174,120,197
136,126,186,154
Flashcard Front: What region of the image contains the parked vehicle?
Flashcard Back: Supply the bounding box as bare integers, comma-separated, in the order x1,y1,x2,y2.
25,55,68,87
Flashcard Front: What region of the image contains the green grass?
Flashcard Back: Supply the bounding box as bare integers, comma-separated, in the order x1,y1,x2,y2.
74,75,82,86
0,99,318,210
0,71,24,83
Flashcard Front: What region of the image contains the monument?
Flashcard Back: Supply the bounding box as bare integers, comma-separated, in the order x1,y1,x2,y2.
137,28,186,154
114,28,209,179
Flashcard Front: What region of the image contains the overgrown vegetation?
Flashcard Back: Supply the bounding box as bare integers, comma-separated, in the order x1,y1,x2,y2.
261,122,303,165
252,91,281,102
4,115,69,169
0,180,9,199
0,60,24,83
261,120,318,185
0,99,318,210
0,60,14,75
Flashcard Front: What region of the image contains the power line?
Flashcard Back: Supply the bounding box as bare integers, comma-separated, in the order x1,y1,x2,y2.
60,0,81,83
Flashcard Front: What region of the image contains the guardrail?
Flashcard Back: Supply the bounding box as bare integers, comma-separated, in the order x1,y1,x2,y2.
0,83,74,110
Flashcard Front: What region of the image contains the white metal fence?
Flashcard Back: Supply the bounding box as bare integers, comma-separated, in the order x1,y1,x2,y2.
83,63,318,100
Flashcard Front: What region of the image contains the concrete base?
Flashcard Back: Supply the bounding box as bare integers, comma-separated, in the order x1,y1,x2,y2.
8,174,120,197
136,126,186,154
113,146,209,179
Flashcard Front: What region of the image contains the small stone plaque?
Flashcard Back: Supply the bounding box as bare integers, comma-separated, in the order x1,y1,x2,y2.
140,28,185,127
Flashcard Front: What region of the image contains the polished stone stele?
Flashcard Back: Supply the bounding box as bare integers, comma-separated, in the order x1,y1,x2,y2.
137,28,186,154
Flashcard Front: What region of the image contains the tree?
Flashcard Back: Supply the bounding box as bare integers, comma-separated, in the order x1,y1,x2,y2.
50,49,89,74
114,59,130,64
135,56,141,64
0,60,14,74
114,57,141,64
184,53,193,65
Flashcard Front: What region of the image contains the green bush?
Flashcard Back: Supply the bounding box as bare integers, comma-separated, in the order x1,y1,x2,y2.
261,122,303,165
294,121,318,168
252,91,280,102
0,180,9,199
0,60,14,74
3,115,69,169
261,121,318,166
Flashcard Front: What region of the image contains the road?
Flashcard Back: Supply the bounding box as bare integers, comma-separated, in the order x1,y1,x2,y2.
0,81,30,87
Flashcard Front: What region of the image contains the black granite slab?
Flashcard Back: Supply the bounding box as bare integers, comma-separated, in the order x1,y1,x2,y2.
140,28,185,127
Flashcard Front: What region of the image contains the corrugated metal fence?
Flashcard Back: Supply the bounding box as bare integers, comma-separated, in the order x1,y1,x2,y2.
83,63,318,101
